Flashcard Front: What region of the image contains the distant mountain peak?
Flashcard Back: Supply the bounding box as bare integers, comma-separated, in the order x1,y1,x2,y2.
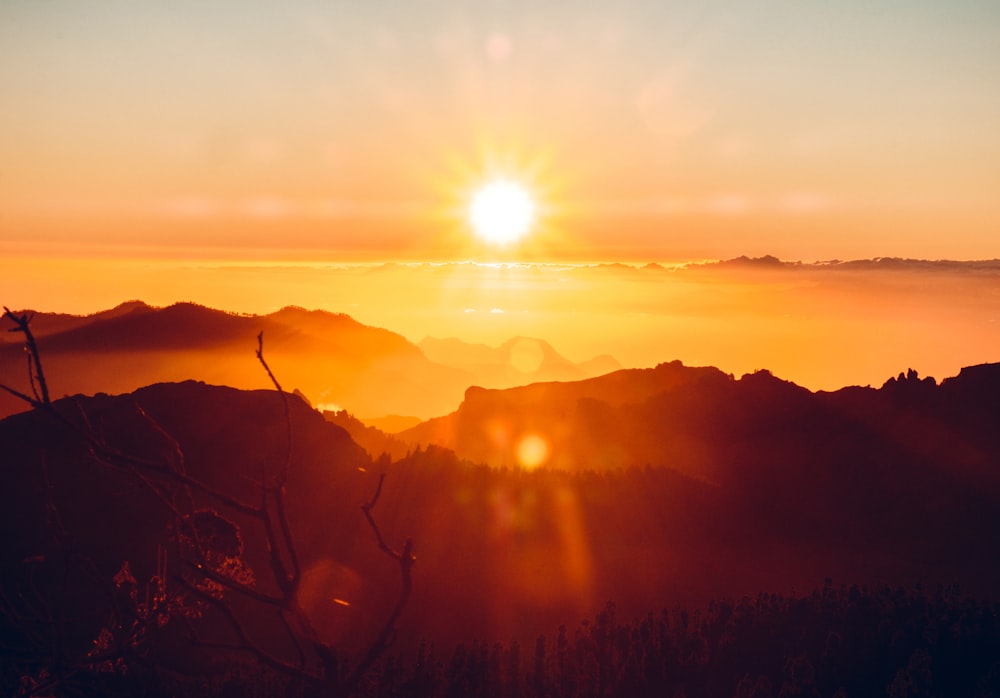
710,254,792,269
0,301,473,421
105,299,152,314
418,335,621,387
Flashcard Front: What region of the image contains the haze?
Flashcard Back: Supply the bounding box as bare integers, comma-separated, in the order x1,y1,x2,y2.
4,257,998,396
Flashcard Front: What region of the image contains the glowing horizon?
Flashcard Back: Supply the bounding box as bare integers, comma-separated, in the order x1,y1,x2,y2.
3,255,998,400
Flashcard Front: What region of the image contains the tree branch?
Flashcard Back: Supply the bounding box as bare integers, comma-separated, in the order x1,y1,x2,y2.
0,381,41,408
349,474,417,690
4,306,50,406
255,331,284,395
181,579,322,685
254,332,300,596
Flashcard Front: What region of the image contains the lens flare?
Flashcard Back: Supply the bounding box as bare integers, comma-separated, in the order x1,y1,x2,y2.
516,433,550,469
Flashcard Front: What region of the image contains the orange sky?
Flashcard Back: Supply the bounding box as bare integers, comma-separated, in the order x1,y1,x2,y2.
1,2,998,391
1,1,998,263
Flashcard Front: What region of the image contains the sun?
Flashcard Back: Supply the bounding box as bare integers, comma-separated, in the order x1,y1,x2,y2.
468,179,536,245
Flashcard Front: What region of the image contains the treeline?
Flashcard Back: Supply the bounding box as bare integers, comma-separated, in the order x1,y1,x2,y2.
361,582,999,697
369,444,1000,649
10,582,992,696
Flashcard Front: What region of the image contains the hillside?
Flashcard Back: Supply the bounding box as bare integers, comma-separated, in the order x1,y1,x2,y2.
0,302,475,420
393,360,1000,603
0,304,624,424
2,369,999,691
399,360,1000,484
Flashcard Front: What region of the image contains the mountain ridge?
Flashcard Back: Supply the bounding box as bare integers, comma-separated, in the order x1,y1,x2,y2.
2,370,998,660
417,334,622,387
398,359,1000,487
0,302,623,422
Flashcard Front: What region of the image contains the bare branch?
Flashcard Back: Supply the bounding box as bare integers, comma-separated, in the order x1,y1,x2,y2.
132,402,187,474
254,331,300,593
255,330,293,487
261,494,294,599
272,492,299,591
180,559,285,608
81,435,263,519
181,579,323,685
0,375,42,408
349,474,417,690
4,306,50,406
25,345,41,404
361,474,403,561
255,331,284,394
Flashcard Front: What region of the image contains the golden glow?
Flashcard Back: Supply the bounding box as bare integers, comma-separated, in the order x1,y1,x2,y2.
516,433,550,470
3,256,998,401
468,180,536,245
509,338,545,374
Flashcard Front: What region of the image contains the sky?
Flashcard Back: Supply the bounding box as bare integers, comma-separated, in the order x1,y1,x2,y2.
2,0,999,263
1,2,999,392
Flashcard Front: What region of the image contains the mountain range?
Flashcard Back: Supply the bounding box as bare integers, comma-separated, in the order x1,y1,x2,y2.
398,360,1000,488
0,301,617,421
3,302,1000,656
418,336,620,386
2,360,999,668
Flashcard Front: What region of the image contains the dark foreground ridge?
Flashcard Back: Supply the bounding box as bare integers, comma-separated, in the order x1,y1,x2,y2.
1,362,999,694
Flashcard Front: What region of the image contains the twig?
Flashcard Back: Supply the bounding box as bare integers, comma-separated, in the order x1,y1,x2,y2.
255,331,284,395
25,346,41,404
180,559,285,609
4,307,50,405
80,436,263,518
349,474,416,690
360,474,395,559
254,332,300,594
181,579,322,684
0,379,42,408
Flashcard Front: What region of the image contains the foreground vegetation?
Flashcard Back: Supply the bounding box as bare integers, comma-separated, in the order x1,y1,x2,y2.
358,581,998,698
6,581,996,697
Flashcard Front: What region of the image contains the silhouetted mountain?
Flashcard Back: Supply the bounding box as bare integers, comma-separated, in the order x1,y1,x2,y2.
0,382,405,669
417,335,622,389
0,301,153,347
400,360,735,467
687,255,1000,273
576,353,622,377
362,414,422,433
397,361,1000,595
0,302,474,420
399,360,1000,483
708,254,792,269
323,409,411,460
2,375,999,684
